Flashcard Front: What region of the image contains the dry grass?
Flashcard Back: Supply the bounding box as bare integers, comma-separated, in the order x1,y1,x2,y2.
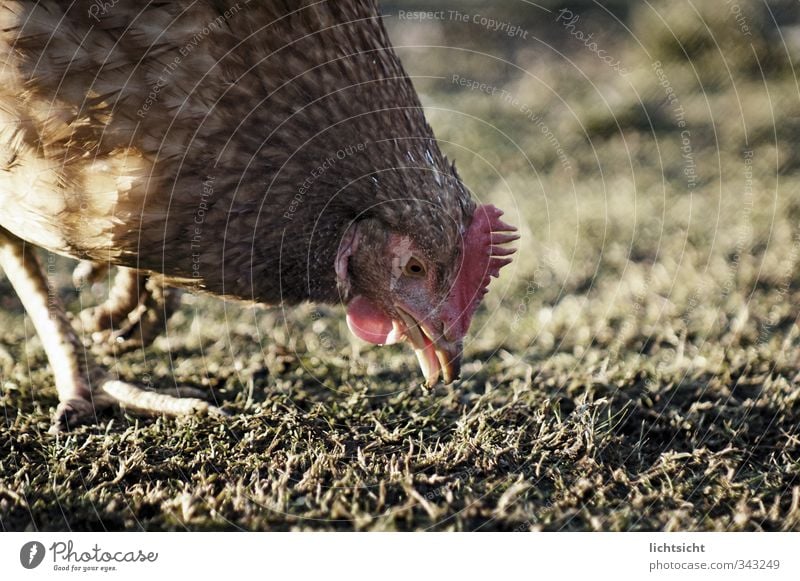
1,0,800,530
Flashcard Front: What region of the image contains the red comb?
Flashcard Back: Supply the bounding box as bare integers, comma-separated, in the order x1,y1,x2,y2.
440,204,518,341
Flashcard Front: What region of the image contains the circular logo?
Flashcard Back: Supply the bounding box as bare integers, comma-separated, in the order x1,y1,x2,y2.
20,541,46,569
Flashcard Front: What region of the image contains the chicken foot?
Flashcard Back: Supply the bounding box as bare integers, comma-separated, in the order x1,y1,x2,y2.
0,227,223,433
76,265,182,354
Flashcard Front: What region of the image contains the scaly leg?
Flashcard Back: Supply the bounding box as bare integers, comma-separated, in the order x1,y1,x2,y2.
0,227,223,432
79,267,142,336
115,276,182,350
134,277,183,348
0,228,108,430
78,266,182,353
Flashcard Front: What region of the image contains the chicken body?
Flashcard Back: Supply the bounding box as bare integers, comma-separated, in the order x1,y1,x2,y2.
1,0,467,302
0,0,516,430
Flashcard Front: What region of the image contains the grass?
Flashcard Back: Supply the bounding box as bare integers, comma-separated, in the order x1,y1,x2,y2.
2,0,800,531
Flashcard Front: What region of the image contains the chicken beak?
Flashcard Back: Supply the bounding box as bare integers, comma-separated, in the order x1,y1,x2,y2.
396,309,461,387
435,341,461,385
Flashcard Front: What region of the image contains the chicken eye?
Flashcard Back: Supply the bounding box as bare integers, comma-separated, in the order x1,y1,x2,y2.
404,257,427,278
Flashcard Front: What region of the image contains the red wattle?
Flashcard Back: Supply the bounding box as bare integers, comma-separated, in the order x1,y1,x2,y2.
346,295,397,345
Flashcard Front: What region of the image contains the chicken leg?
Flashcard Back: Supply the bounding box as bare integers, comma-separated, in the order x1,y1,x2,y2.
78,266,183,354
0,227,223,433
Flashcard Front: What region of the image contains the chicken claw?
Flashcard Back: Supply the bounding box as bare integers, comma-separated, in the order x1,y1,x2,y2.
78,268,182,354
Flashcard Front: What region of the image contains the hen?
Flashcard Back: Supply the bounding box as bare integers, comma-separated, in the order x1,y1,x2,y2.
0,0,517,431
